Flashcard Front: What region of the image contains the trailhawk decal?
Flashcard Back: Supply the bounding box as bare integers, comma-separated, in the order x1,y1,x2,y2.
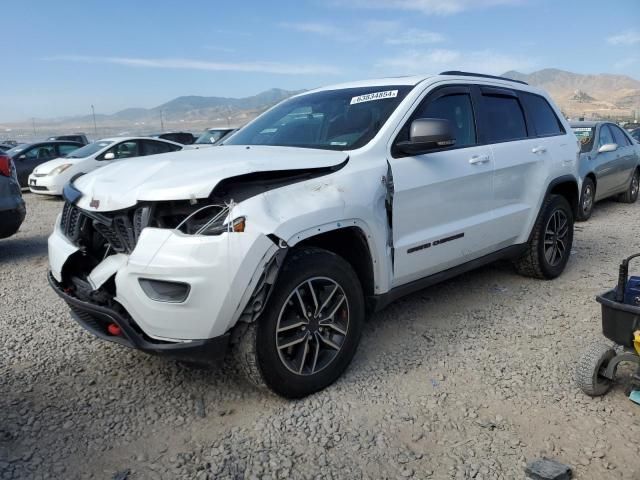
407,232,465,254
350,90,398,105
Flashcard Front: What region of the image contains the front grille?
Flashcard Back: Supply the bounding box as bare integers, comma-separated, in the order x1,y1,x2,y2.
60,201,139,254
30,185,48,191
61,202,83,242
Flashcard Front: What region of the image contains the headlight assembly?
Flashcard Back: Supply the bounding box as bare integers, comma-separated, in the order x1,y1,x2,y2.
49,164,73,176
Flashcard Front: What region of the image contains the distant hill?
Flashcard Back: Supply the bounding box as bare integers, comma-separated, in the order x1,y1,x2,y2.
501,68,640,118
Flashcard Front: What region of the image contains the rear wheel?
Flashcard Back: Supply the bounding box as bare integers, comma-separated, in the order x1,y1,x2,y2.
235,247,364,398
514,194,574,279
577,177,595,221
576,341,615,396
619,169,639,204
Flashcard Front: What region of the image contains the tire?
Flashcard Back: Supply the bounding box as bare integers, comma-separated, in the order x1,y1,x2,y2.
514,194,574,280
234,247,365,398
576,341,615,396
619,169,639,204
577,177,595,221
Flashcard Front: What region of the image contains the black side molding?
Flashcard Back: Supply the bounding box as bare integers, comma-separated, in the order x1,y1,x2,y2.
369,244,527,312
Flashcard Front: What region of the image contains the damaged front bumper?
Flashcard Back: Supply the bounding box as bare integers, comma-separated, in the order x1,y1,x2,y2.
48,272,230,364
48,209,281,357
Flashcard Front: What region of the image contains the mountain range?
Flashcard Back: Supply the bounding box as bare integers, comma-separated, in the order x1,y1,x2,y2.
501,68,640,118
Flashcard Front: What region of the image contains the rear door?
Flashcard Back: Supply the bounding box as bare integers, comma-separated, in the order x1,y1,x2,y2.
479,87,548,245
390,85,496,286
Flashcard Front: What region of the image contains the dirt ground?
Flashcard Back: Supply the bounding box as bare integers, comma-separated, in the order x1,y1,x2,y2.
1,193,640,479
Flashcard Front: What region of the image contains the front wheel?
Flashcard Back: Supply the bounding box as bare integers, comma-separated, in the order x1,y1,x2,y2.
235,247,364,398
577,177,595,221
514,194,574,279
619,169,639,204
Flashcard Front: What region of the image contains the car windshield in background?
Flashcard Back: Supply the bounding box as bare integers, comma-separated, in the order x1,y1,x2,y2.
225,86,413,151
65,141,113,158
572,127,595,153
5,145,25,156
195,130,228,144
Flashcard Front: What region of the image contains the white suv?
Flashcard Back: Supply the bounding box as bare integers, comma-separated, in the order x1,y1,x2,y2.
48,72,580,398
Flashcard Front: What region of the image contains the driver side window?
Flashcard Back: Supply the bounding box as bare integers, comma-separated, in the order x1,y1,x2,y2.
105,141,139,160
598,125,614,148
415,93,477,147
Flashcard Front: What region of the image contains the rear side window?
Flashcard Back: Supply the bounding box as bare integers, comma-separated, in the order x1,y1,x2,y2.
610,125,631,147
58,144,79,156
521,93,565,137
142,140,181,155
482,94,527,143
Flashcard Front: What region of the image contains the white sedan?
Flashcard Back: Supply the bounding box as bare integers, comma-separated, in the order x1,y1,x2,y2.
28,136,183,196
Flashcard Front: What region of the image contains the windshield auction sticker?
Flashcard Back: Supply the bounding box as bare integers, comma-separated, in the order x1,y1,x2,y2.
350,90,398,105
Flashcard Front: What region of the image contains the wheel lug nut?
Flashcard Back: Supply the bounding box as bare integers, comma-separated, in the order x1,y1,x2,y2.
301,326,306,331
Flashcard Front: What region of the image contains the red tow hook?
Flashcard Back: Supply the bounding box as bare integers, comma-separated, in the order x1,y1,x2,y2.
107,323,122,336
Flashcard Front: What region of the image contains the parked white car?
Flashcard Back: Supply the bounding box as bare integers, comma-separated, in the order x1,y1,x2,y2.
48,72,580,398
28,137,183,195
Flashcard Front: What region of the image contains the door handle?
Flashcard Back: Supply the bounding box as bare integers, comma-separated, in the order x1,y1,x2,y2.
469,154,490,165
531,146,547,154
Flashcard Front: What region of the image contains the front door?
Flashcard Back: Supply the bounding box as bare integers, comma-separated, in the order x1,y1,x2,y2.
390,85,495,286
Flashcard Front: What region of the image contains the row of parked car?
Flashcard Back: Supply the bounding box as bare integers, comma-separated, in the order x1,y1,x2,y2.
0,127,236,239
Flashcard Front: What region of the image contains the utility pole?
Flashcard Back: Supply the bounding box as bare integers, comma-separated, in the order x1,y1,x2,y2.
91,105,97,137
160,109,165,131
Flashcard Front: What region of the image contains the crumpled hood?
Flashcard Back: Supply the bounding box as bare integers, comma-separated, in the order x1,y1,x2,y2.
73,145,348,211
33,157,79,175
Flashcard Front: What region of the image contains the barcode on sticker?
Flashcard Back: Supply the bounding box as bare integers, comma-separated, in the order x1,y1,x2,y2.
350,90,398,105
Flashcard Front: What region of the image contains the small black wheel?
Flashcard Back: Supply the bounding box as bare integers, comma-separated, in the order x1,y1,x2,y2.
577,177,595,221
619,169,639,204
234,247,364,398
576,341,615,396
514,194,574,279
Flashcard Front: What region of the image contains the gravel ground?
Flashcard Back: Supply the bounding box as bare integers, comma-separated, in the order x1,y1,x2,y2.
2,193,640,480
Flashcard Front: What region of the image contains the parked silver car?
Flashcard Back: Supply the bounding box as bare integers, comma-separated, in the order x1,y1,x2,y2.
571,121,640,220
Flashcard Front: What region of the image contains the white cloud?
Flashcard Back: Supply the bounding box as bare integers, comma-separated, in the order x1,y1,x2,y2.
345,0,524,15
385,29,445,45
376,49,537,75
45,55,341,75
607,30,640,46
279,22,359,42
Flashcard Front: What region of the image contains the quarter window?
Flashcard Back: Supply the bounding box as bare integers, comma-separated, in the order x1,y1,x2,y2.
482,94,527,143
521,93,564,136
415,93,477,147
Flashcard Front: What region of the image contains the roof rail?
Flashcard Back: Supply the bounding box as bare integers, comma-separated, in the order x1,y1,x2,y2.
439,71,528,85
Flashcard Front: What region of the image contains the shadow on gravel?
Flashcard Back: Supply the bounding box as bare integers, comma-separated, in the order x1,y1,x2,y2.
0,234,49,264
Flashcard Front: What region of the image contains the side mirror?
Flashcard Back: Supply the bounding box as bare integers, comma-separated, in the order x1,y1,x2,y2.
396,118,455,155
103,152,115,160
598,143,617,154
18,154,26,160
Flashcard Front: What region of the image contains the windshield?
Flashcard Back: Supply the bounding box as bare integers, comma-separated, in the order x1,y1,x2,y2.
5,145,25,156
195,129,230,144
572,127,595,153
65,141,113,158
225,86,413,150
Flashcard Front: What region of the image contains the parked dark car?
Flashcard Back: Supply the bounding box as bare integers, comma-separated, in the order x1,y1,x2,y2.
0,152,26,239
631,128,640,143
194,128,236,145
5,141,83,187
150,131,196,145
47,134,89,145
571,121,640,220
0,143,15,152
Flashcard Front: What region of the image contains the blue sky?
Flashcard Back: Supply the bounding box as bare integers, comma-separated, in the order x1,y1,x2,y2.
2,0,639,122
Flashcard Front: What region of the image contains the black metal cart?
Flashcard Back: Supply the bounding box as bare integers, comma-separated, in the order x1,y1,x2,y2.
576,254,640,396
